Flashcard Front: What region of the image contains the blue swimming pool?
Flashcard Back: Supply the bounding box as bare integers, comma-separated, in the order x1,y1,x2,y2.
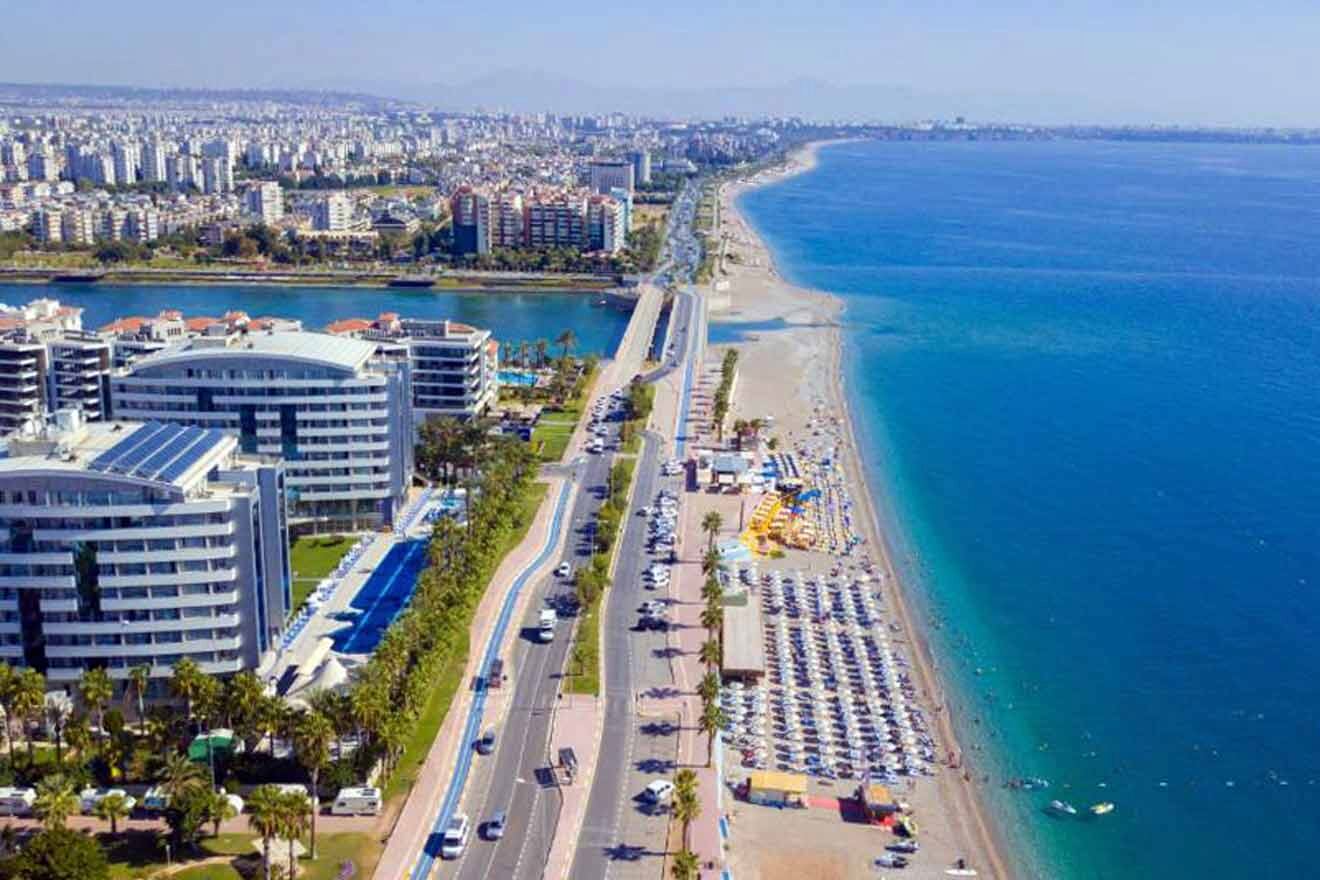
331,540,429,654
497,370,537,386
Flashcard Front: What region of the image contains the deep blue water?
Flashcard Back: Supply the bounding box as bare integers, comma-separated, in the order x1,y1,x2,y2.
739,140,1320,879
0,282,631,356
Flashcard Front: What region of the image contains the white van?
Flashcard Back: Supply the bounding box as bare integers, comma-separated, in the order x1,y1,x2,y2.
440,813,470,859
79,788,135,814
0,787,34,816
331,786,381,816
538,608,557,642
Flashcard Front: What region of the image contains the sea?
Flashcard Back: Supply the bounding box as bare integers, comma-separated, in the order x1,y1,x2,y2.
0,282,632,357
734,140,1320,879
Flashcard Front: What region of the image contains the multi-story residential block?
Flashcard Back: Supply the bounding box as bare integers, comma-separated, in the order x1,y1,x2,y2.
493,193,525,249
26,150,58,182
310,193,352,231
589,158,634,195
525,193,586,249
0,337,49,435
60,209,95,246
99,208,129,241
201,157,233,195
126,208,160,243
141,141,167,183
630,149,652,185
108,332,413,533
332,314,498,427
0,412,290,685
98,311,190,368
587,194,626,254
31,209,61,245
244,181,284,225
112,142,140,187
45,333,112,422
449,186,490,256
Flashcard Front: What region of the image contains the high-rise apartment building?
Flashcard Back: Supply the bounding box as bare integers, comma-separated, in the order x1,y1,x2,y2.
244,182,284,225
61,209,95,246
449,186,490,256
525,193,586,250
493,193,525,249
589,159,634,195
112,142,140,187
587,195,626,254
109,332,413,533
311,193,352,231
141,141,167,183
630,149,652,186
201,157,233,195
0,413,291,684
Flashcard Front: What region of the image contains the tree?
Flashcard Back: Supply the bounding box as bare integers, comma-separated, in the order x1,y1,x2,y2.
700,547,724,578
44,695,71,767
79,667,113,747
535,339,549,368
13,827,109,880
280,791,311,880
555,328,577,363
207,788,238,837
672,768,701,849
93,791,131,835
697,671,720,704
671,848,700,880
293,710,333,859
700,574,723,604
699,699,727,767
699,600,722,634
701,511,723,552
163,784,212,852
156,751,206,802
698,639,722,675
127,665,151,727
33,775,79,831
247,785,284,880
0,663,15,754
13,668,45,761
169,658,204,724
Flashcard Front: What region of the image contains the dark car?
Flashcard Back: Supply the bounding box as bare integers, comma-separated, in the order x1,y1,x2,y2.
474,728,496,755
483,810,507,840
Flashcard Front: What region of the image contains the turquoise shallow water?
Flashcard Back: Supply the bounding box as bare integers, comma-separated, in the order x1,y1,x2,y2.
0,282,631,356
738,140,1320,879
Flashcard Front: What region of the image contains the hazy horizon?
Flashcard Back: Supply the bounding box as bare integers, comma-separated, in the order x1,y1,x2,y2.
3,0,1318,126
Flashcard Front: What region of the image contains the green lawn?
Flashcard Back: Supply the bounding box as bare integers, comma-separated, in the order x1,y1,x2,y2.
384,481,549,804
105,832,252,880
171,866,242,880
530,368,598,463
288,534,356,612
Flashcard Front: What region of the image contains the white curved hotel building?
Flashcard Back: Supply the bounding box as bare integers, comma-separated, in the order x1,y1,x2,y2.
109,332,413,534
0,414,289,688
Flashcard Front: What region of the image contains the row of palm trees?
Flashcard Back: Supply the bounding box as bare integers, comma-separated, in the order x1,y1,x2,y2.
497,330,578,371
670,767,702,880
711,348,739,441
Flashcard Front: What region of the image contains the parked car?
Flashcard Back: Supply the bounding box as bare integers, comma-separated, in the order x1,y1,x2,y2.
440,814,470,859
483,810,507,840
475,728,497,755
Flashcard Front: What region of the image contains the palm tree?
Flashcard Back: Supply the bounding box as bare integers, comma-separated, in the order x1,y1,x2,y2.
44,695,71,766
699,699,728,767
207,788,238,837
671,849,700,880
94,791,131,834
697,671,720,704
169,658,204,725
13,668,45,761
156,751,206,802
281,790,311,880
225,671,266,749
518,340,530,368
79,666,113,746
700,547,724,578
33,774,79,831
699,600,721,634
127,664,151,728
672,768,701,849
247,785,284,880
700,574,723,604
701,511,723,551
0,663,15,755
294,710,333,859
698,639,722,675
555,328,577,363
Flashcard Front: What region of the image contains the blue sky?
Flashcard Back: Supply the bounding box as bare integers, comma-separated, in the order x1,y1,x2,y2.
2,0,1316,125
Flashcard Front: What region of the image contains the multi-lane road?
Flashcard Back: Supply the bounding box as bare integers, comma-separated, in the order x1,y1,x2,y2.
410,179,707,880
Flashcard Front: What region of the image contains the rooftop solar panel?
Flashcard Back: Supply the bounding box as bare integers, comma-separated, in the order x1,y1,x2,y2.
136,425,206,479
89,422,173,473
110,423,184,473
157,430,221,482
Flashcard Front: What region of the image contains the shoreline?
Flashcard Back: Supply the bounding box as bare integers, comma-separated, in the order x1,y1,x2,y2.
712,139,1017,879
0,267,614,291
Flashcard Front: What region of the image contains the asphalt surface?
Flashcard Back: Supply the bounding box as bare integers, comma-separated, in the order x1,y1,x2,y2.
569,184,709,880
446,180,706,880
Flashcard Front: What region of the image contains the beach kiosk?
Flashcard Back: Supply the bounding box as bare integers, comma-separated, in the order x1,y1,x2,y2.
746,770,807,807
858,783,901,821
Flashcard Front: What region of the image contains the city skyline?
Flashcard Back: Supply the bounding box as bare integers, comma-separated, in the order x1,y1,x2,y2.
2,0,1318,126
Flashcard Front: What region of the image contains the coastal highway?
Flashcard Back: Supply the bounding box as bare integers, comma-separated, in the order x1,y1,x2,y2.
443,444,612,880
569,260,708,878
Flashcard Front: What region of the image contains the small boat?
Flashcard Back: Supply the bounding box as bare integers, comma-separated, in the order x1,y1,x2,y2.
1048,800,1078,816
1091,802,1115,815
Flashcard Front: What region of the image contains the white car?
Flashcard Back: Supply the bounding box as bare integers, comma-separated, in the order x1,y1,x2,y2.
556,562,572,577
642,780,674,805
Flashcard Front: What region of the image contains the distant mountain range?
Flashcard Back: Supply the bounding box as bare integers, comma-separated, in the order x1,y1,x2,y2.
0,81,402,111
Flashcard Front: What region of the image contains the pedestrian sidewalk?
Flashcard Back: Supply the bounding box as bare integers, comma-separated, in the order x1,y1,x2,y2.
541,694,604,879
372,475,567,880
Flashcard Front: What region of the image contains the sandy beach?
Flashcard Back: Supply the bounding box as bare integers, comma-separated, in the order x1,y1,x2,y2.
707,140,1016,880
